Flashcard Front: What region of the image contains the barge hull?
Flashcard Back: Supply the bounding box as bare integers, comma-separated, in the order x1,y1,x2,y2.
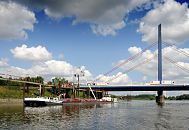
24,101,63,107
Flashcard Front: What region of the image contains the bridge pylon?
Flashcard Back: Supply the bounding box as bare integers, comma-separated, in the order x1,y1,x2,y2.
156,24,164,104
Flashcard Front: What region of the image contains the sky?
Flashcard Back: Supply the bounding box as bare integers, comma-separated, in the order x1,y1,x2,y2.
0,0,189,95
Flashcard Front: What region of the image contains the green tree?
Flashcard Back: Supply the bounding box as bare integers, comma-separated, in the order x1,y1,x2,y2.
35,76,44,83
52,77,68,85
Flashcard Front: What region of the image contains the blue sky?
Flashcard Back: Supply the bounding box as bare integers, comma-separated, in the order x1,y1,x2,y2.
0,0,189,96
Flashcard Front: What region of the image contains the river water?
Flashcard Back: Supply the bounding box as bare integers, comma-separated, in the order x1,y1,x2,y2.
0,100,189,130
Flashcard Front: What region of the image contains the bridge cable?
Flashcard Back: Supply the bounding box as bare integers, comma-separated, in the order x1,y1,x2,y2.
94,42,157,82
162,42,189,58
162,42,189,73
105,42,189,84
105,54,157,84
163,56,189,74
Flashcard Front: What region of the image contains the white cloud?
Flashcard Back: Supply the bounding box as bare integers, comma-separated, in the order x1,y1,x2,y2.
116,46,189,84
0,57,130,84
0,1,36,39
12,0,150,36
5,44,92,82
11,44,52,61
128,46,142,55
95,72,130,85
138,0,189,44
44,0,148,36
0,59,92,82
42,0,149,24
31,60,76,76
31,61,93,81
91,21,126,36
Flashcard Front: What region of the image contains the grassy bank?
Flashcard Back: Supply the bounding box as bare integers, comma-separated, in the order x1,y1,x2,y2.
0,85,53,99
0,86,23,99
0,98,23,105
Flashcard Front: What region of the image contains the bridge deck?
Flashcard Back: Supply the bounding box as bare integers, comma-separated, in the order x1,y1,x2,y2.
80,85,189,91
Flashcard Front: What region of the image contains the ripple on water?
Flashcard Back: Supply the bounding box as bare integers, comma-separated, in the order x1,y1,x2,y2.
0,101,189,130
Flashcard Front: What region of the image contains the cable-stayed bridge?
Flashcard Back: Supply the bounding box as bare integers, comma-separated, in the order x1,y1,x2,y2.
80,24,189,104
1,24,189,104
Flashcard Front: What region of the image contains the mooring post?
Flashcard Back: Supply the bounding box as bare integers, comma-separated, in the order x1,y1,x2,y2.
42,85,45,96
23,83,25,104
78,74,80,97
156,24,164,104
58,81,61,96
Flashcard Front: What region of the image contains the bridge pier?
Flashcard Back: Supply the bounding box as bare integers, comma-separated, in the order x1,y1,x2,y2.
156,90,164,104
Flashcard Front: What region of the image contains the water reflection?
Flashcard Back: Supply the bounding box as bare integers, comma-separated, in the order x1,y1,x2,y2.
24,103,116,118
0,104,23,114
0,104,24,129
23,103,117,130
154,105,172,130
0,101,189,130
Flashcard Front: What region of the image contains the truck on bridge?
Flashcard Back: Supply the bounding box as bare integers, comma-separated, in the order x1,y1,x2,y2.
149,80,174,85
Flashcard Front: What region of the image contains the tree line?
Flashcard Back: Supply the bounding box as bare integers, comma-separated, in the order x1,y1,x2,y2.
166,94,189,100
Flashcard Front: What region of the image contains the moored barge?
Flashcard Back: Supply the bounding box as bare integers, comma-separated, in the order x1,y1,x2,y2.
24,96,117,107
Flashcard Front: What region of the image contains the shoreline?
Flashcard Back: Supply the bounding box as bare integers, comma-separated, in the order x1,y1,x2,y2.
0,98,23,105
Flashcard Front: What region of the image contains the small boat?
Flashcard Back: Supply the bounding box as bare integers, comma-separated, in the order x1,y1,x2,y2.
24,97,63,107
